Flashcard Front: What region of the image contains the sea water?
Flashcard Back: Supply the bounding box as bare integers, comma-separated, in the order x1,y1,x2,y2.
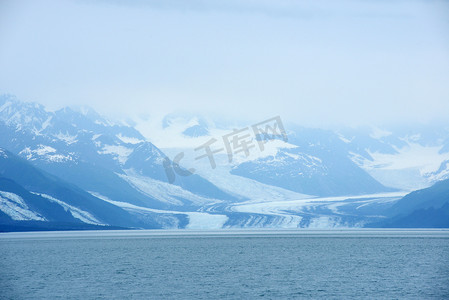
1,229,448,299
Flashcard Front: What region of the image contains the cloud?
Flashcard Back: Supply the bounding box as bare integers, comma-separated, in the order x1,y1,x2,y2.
0,0,448,126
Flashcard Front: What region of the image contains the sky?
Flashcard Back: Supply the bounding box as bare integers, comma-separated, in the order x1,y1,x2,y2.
0,0,448,127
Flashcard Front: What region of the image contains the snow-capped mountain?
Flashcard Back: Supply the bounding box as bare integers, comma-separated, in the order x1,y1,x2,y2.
1,94,448,230
0,148,152,230
231,127,395,197
129,114,449,228
338,125,449,190
0,95,235,209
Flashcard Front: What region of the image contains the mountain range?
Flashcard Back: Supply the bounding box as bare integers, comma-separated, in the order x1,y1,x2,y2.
1,94,448,230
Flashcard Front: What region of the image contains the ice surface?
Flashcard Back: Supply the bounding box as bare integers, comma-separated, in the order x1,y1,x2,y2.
98,145,133,164
116,134,143,144
54,132,78,145
19,145,73,162
119,169,222,206
0,191,46,221
91,192,228,229
36,193,105,225
351,143,449,190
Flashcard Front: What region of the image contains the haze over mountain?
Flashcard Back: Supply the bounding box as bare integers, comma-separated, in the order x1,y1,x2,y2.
1,95,448,230
1,0,448,126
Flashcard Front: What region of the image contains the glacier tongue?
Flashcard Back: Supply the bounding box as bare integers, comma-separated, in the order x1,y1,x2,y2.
35,193,105,225
118,169,223,207
90,192,228,229
0,191,46,221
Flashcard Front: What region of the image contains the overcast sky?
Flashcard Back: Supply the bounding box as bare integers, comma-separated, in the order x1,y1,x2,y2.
0,0,448,126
